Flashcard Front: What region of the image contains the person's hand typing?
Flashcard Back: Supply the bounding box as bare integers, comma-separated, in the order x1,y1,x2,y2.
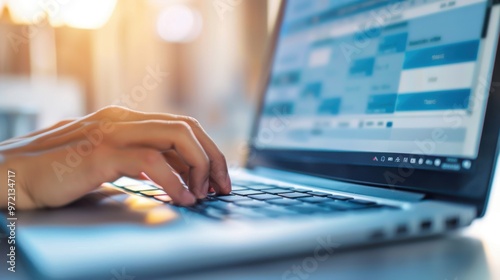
0,106,231,209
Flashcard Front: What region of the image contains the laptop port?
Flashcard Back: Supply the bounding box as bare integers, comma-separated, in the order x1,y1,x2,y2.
420,220,432,232
445,217,460,230
395,224,408,236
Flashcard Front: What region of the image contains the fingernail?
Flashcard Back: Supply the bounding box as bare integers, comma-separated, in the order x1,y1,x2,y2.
225,174,232,193
181,190,196,205
197,179,209,199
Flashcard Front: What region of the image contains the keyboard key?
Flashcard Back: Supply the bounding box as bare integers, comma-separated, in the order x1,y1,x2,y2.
123,185,158,192
140,190,167,196
235,200,271,208
217,195,251,202
112,177,143,187
247,184,275,190
307,191,331,197
231,185,248,191
298,197,333,204
329,195,353,201
248,194,283,200
262,188,294,194
139,180,157,185
232,190,264,196
280,193,312,199
267,199,303,206
154,195,172,203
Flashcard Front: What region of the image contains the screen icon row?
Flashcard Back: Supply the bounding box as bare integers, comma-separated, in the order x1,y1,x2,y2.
372,155,472,170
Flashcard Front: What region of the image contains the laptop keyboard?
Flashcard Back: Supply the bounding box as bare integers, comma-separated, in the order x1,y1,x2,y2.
110,178,400,221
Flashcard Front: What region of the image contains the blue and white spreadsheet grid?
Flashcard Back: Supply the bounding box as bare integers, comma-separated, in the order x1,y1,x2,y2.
257,0,495,159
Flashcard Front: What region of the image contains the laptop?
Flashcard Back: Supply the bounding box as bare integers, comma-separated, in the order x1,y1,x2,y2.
5,0,500,279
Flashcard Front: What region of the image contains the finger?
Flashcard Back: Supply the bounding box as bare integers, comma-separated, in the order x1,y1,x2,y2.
172,116,231,194
96,107,231,194
111,121,210,199
0,119,77,146
136,114,230,194
111,148,196,206
163,150,190,185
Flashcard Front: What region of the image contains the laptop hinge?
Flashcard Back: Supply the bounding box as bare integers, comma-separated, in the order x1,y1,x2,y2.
249,167,425,202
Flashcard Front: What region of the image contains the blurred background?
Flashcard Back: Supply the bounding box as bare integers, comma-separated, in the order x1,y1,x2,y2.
1,2,500,279
0,0,283,165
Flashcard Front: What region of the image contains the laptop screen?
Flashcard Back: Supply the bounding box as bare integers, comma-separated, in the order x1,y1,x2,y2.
254,0,499,173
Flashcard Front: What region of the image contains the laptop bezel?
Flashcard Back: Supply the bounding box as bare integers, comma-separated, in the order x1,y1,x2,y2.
246,0,500,216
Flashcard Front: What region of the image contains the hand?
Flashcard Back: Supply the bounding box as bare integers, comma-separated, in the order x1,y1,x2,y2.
0,106,231,209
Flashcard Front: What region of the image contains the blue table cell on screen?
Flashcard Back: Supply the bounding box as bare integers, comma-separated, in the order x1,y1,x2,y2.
349,57,376,77
301,83,323,98
378,33,409,54
395,89,471,112
403,40,479,69
318,98,342,115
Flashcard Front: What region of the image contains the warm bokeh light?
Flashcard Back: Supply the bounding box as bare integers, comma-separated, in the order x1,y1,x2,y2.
58,0,117,30
6,0,117,29
145,208,178,225
6,0,45,25
156,4,203,43
124,196,163,211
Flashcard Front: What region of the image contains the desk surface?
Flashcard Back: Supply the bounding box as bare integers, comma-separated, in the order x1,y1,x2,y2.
2,168,499,280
